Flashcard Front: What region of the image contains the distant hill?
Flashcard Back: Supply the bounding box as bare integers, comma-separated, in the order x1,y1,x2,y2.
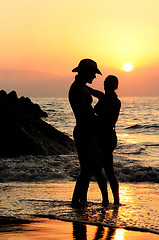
0,69,72,97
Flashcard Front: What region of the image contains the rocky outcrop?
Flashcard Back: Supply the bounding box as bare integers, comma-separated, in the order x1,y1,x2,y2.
0,90,76,157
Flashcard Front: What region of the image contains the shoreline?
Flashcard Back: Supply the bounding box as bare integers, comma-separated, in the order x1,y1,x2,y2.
1,181,159,236
30,215,159,236
0,217,159,240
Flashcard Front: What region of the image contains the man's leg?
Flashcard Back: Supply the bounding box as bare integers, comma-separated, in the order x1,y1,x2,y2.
95,168,109,206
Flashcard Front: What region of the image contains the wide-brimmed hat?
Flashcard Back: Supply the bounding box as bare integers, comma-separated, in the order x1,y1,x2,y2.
72,59,102,75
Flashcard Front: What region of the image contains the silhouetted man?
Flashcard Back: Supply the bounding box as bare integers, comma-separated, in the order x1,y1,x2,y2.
69,59,109,207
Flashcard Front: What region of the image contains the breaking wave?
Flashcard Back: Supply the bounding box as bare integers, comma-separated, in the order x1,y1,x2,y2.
0,155,158,183
126,124,159,130
115,162,159,183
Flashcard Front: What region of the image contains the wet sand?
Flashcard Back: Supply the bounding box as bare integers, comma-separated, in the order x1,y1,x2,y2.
0,218,159,240
0,181,159,239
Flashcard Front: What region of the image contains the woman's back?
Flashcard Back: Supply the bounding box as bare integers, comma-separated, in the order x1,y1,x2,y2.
94,92,121,128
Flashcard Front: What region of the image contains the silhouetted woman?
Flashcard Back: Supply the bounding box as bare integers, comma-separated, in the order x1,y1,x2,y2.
87,75,121,205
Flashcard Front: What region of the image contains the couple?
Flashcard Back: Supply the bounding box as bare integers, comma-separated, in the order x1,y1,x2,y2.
69,59,121,207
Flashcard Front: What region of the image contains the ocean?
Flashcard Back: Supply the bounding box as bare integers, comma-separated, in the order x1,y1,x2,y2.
0,97,159,237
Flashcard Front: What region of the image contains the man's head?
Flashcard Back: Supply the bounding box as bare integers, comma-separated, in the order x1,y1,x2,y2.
72,59,102,75
72,59,102,84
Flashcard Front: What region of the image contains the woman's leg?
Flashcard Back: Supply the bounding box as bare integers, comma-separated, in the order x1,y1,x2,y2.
72,168,109,206
104,152,119,205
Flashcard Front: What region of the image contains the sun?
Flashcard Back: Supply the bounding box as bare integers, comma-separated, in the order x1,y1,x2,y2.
123,62,133,72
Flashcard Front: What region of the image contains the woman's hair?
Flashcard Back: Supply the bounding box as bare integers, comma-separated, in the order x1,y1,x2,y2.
104,75,119,90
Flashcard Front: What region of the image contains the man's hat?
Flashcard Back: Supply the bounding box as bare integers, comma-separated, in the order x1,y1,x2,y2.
72,59,102,75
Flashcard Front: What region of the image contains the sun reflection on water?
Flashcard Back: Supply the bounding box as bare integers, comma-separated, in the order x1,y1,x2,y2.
119,133,136,144
119,185,133,204
114,229,125,240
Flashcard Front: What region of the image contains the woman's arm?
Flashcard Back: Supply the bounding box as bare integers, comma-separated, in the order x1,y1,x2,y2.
86,85,104,99
113,99,121,126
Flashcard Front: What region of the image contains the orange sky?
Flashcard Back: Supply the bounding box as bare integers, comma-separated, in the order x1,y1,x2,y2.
0,0,159,97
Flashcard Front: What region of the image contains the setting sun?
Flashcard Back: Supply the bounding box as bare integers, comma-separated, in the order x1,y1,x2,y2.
123,63,133,72
0,1,159,97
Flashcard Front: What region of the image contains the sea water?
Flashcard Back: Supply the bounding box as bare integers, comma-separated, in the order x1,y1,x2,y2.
0,97,159,236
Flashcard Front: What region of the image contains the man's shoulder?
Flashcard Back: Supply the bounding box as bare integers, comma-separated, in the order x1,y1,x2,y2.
69,81,84,101
69,81,80,94
70,80,80,88
69,80,86,93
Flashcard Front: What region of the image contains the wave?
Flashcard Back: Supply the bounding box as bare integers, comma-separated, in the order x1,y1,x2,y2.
145,143,159,147
125,124,159,130
0,155,158,183
117,145,146,155
115,163,159,183
46,109,56,112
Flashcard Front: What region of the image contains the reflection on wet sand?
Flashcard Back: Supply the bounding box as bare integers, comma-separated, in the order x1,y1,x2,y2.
114,229,125,240
73,222,118,240
0,217,158,240
72,223,159,240
73,206,119,240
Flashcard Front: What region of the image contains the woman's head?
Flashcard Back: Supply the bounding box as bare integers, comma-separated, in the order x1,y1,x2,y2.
104,75,119,91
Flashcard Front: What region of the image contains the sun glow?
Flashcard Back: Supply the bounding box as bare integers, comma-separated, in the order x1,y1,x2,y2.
114,229,125,240
123,63,133,72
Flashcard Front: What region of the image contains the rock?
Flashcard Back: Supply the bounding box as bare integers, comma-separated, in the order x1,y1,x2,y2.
0,90,7,97
18,96,48,117
8,90,18,102
0,90,76,157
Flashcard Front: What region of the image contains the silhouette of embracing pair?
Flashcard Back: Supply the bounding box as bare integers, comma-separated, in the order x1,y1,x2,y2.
69,59,121,207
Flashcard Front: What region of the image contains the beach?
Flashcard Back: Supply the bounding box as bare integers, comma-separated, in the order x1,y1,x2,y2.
0,97,159,239
1,218,159,240
0,181,159,239
1,0,159,237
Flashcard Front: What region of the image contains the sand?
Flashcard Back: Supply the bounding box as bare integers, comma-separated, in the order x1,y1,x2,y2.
0,181,159,239
0,218,159,240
